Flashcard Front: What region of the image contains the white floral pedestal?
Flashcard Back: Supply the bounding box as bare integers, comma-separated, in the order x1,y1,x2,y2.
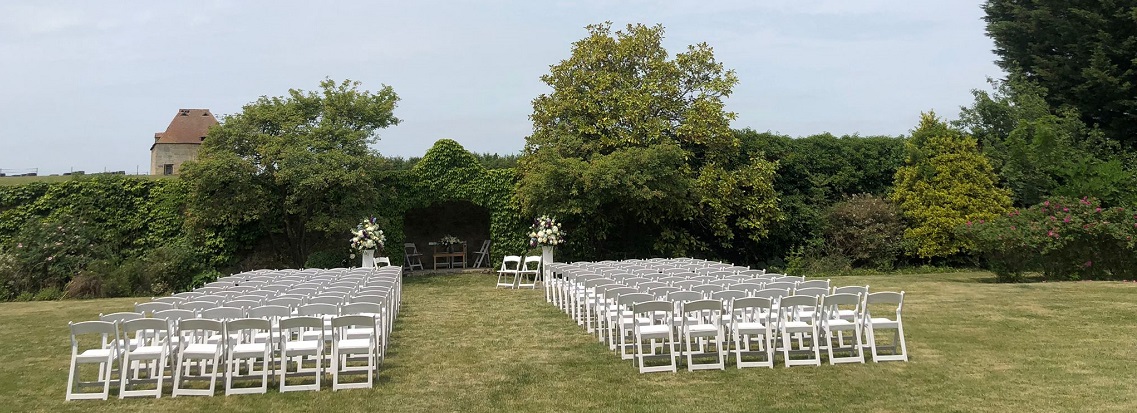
361,249,376,268
541,245,554,282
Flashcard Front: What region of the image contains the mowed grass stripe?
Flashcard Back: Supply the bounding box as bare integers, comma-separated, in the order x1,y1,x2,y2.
1,272,1136,412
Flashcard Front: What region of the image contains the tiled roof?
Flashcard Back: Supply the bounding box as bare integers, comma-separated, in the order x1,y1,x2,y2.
153,109,218,145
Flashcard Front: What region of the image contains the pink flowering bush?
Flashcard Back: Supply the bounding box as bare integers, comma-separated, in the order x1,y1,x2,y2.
959,196,1137,282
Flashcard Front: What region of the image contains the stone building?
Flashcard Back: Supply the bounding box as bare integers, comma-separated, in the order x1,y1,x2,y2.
149,108,218,175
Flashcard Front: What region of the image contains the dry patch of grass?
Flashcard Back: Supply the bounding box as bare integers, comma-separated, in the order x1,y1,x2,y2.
2,272,1136,412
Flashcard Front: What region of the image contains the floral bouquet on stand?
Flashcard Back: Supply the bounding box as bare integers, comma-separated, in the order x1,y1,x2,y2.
529,215,563,247
349,217,386,256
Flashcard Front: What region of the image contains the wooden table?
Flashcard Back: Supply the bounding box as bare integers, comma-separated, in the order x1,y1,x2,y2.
431,242,467,270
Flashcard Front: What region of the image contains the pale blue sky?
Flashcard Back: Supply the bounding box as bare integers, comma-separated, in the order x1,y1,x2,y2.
0,0,1001,175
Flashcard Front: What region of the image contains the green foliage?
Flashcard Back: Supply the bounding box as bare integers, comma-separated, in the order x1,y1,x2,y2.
181,78,400,267
960,197,1137,282
305,249,350,269
519,22,781,260
824,194,906,270
955,76,1137,207
891,113,1012,259
983,0,1137,148
734,129,906,266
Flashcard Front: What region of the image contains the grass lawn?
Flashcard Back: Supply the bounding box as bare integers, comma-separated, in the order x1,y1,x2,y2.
2,271,1136,412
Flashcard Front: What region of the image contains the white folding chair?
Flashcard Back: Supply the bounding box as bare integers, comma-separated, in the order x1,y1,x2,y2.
517,256,541,289
864,291,908,362
330,315,378,390
633,300,678,373
616,293,655,358
172,319,224,397
496,255,522,288
119,318,173,398
680,299,726,371
134,301,174,316
224,318,273,395
278,316,324,392
730,297,775,368
777,295,822,367
65,321,121,401
819,293,865,365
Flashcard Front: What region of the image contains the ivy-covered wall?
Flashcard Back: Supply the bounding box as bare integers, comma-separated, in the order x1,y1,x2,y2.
373,139,527,267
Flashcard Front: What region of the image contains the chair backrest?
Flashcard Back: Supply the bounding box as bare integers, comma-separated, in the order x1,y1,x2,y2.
731,297,774,324
711,290,748,304
691,284,723,298
865,291,905,315
616,292,656,309
153,309,196,324
604,287,638,302
763,282,796,291
267,296,305,309
622,277,650,286
307,295,345,306
201,306,245,321
672,280,700,290
341,302,383,316
773,275,805,283
121,318,171,346
233,294,269,304
648,286,680,300
404,243,420,254
778,295,820,321
736,269,766,277
227,299,262,310
279,316,324,341
820,293,861,320
658,276,685,286
475,239,491,254
522,256,542,271
633,300,674,324
99,311,144,324
500,255,522,271
332,314,376,329
247,305,292,320
69,321,119,352
224,318,272,344
731,282,764,293
135,301,174,315
298,303,339,317
178,318,224,343
636,281,667,292
794,287,829,297
833,285,869,296
667,290,703,304
796,279,830,290
180,301,217,313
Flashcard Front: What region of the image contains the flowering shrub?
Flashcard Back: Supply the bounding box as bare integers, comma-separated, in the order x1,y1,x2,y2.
959,196,1137,282
528,215,563,247
349,217,385,251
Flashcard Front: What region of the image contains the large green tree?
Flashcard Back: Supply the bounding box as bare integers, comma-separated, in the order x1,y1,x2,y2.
518,23,781,260
891,112,1012,259
181,79,400,267
955,76,1137,207
983,0,1137,148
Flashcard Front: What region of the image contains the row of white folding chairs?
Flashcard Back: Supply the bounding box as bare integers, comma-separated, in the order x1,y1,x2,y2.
571,281,862,342
156,280,399,308
593,292,907,373
196,270,393,294
66,313,383,400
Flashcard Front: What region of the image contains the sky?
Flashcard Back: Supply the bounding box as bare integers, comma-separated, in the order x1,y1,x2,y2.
0,0,1003,175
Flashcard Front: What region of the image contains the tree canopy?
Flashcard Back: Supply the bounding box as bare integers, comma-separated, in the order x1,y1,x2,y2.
983,0,1137,148
891,112,1012,259
181,79,400,267
517,23,781,261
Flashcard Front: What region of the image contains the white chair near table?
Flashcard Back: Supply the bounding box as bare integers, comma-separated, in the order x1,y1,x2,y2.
496,255,521,288
517,255,541,289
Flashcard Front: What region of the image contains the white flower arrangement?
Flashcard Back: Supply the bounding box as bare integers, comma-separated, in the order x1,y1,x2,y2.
349,217,385,252
529,215,564,247
439,235,462,246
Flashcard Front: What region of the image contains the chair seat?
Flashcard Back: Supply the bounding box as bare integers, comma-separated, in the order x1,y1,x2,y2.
337,338,372,353
231,343,268,357
826,319,856,329
129,345,165,357
76,348,115,362
783,321,814,333
284,340,320,353
637,325,671,338
870,317,898,328
687,324,719,336
183,343,222,357
735,322,768,334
